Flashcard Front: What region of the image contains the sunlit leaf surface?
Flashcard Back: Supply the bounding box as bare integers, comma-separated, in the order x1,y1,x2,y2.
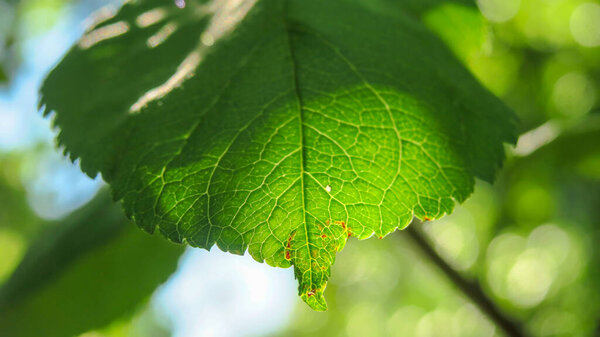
41,0,516,309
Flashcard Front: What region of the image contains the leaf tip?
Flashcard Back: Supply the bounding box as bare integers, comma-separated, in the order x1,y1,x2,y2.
301,288,328,312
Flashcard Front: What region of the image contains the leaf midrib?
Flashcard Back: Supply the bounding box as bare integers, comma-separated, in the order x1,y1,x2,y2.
283,5,314,290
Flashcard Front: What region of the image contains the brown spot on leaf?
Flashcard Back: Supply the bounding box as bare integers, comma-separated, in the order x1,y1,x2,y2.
334,220,346,230
286,231,296,249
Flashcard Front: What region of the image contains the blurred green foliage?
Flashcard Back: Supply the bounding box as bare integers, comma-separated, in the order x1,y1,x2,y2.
0,154,40,284
0,157,184,337
0,0,80,84
0,216,183,337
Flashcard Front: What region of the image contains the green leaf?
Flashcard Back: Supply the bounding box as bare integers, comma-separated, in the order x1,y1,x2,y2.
40,0,517,310
0,154,40,237
0,66,7,83
0,190,184,336
422,2,487,62
354,0,477,18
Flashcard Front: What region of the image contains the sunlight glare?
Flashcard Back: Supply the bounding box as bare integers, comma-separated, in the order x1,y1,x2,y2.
147,22,178,48
136,8,168,28
78,21,129,49
129,0,258,114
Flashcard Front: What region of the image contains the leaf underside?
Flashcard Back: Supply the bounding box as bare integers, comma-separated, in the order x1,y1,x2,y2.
41,0,516,310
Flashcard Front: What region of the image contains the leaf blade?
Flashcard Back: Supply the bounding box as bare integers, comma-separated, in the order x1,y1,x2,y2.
41,0,517,310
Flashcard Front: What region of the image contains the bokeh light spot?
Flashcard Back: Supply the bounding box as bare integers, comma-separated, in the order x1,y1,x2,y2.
506,248,555,307
477,0,520,23
424,208,479,271
552,72,596,118
570,2,600,47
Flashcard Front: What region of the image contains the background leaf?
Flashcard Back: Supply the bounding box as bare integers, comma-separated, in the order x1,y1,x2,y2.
0,190,184,337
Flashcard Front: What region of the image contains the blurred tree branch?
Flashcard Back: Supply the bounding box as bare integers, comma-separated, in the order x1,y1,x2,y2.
402,224,528,337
